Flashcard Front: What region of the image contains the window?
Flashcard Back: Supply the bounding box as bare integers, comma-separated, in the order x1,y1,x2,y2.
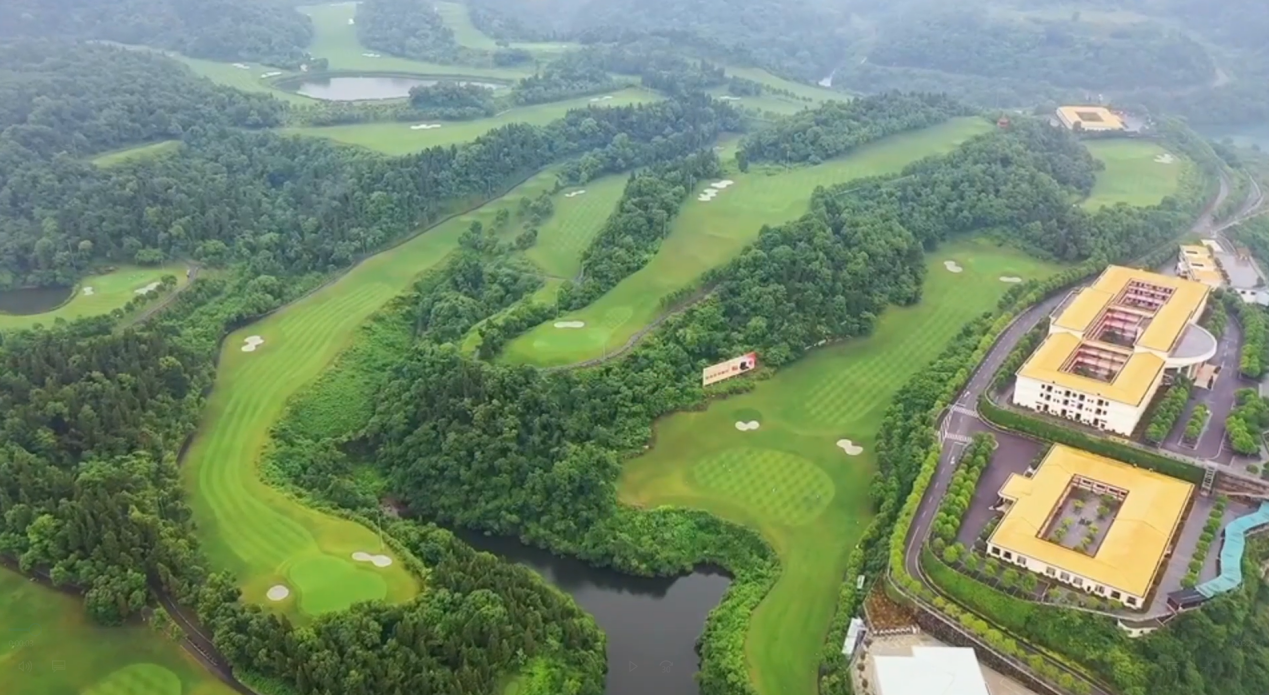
1003,551,1013,560
1126,596,1139,607
1045,567,1056,576
1073,577,1083,586
1111,590,1121,600
1060,571,1070,581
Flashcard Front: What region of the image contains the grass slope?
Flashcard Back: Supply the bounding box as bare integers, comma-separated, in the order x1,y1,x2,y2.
182,170,565,619
504,117,994,367
92,140,182,167
300,3,532,79
0,568,235,695
1083,139,1185,209
619,239,1065,695
526,175,629,279
714,66,851,115
434,1,578,58
0,264,189,332
283,88,659,154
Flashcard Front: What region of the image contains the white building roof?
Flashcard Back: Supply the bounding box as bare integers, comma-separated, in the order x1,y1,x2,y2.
876,647,990,695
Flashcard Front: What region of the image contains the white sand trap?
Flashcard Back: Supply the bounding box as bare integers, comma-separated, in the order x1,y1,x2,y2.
81,286,95,296
719,96,741,101
554,321,586,329
710,180,735,189
352,551,373,562
410,123,442,130
362,52,381,58
232,63,250,70
836,439,864,456
241,335,265,353
564,190,587,198
351,551,394,567
999,276,1023,283
348,18,355,24
134,281,161,295
261,71,282,78
735,421,760,431
1154,153,1176,164
266,585,290,601
944,260,964,273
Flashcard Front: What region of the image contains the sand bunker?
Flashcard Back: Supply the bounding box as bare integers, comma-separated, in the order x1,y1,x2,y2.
999,276,1023,283
554,321,586,329
1154,153,1176,164
351,551,394,567
410,123,443,130
348,18,355,24
134,281,161,295
719,96,741,101
362,52,381,58
261,71,282,78
735,421,760,431
232,63,250,70
944,260,963,273
241,335,265,353
710,180,735,189
836,439,864,456
266,585,290,601
564,190,587,198
588,95,615,103
698,188,721,202
81,286,95,296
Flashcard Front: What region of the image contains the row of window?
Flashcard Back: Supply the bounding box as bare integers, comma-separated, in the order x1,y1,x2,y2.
989,545,1139,606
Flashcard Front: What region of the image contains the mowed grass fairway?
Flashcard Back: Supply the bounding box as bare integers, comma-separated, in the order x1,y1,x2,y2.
183,170,565,618
0,263,189,332
619,239,1065,695
0,568,236,695
526,175,629,278
1083,139,1185,209
284,88,659,154
299,2,532,79
92,140,181,167
504,117,994,367
435,1,578,58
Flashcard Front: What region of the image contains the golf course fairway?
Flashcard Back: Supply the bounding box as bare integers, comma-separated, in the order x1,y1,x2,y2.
618,238,1065,695
503,117,994,367
182,170,564,618
0,567,236,695
0,263,189,332
1084,140,1186,209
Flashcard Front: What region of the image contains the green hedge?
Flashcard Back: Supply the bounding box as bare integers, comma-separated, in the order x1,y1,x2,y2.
977,397,1205,484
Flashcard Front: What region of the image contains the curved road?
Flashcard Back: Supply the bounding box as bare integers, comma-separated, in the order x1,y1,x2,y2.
896,170,1265,694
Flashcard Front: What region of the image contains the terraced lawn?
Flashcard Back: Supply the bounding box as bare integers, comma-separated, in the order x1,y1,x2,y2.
1084,139,1186,209
0,568,235,695
182,170,564,619
0,264,189,332
503,117,995,367
283,88,659,154
619,239,1066,695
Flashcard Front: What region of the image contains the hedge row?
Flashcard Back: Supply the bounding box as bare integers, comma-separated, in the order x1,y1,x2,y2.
931,433,996,545
1144,378,1192,444
977,397,1205,484
1183,404,1209,444
1182,496,1228,588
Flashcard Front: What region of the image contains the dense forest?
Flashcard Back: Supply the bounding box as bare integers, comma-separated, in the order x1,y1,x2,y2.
0,0,313,66
356,0,464,64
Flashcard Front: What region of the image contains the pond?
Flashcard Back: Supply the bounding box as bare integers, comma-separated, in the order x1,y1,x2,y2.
291,75,503,101
457,531,731,695
0,285,72,316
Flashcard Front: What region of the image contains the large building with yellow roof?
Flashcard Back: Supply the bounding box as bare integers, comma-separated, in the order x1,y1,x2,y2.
1177,243,1224,288
1013,266,1215,436
1056,106,1126,133
987,445,1194,608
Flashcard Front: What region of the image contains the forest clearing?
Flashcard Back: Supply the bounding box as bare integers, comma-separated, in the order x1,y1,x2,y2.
0,264,188,331
503,117,995,368
1084,139,1187,208
617,239,1065,695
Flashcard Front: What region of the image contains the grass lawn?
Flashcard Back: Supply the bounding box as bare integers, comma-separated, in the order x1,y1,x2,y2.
503,117,994,367
92,140,182,167
0,264,190,332
1083,139,1185,209
618,239,1066,695
0,568,236,695
283,87,659,154
435,1,578,59
526,175,629,279
299,3,533,80
182,169,566,619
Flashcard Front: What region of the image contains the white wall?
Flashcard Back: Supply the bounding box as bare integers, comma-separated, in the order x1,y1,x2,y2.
986,543,1143,607
1012,375,1149,436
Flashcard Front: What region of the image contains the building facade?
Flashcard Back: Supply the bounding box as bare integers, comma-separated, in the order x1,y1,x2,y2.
1013,266,1214,436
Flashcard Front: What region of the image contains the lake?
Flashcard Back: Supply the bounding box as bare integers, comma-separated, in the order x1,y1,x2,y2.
292,75,503,101
457,531,731,695
0,285,72,316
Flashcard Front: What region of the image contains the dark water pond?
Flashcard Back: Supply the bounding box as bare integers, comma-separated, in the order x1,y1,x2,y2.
0,285,72,315
293,75,502,101
457,531,731,695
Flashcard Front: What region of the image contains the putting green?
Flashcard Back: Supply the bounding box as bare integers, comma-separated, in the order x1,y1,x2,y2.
0,264,189,332
619,238,1066,695
503,117,995,367
284,88,659,155
299,3,533,79
183,169,565,619
0,567,236,695
1083,140,1185,209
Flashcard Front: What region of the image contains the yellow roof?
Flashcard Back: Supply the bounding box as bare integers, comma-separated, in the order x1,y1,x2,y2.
991,445,1194,597
1088,266,1208,352
1057,106,1125,130
1179,245,1224,286
1052,288,1114,333
1018,332,1164,405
